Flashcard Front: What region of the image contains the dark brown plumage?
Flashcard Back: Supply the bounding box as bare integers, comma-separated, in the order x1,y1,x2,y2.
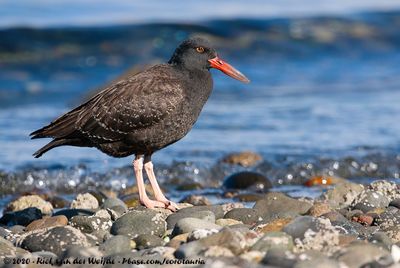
31,37,249,211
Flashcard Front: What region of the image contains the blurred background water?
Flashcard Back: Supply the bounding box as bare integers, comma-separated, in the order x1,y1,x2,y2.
0,1,399,204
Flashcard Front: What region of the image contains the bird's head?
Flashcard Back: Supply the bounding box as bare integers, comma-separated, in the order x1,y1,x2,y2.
169,37,250,83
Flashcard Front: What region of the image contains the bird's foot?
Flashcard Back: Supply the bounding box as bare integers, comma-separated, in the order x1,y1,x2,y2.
140,198,168,209
156,196,179,212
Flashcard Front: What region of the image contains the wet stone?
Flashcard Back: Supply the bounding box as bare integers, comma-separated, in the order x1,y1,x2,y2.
166,209,215,229
70,193,99,210
0,207,42,226
26,215,68,231
172,218,221,236
253,192,312,221
19,225,92,257
251,231,294,252
70,215,112,233
134,234,164,250
223,171,272,192
6,195,53,215
111,209,166,239
223,208,260,225
353,191,390,213
99,235,131,256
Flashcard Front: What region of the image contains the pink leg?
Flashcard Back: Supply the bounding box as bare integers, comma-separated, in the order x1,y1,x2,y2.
144,156,178,211
133,155,166,209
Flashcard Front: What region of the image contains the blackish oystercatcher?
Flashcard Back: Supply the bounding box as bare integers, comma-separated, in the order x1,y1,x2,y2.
30,37,249,211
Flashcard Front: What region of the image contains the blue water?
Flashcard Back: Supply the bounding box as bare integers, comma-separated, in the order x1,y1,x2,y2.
0,7,399,202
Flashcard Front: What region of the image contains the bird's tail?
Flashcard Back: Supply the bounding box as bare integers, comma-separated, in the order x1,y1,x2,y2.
33,139,70,158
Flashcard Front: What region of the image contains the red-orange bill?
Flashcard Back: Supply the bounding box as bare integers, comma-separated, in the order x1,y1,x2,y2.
208,56,250,83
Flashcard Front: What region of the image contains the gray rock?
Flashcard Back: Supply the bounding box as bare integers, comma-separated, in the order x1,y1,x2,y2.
9,225,26,234
19,225,92,256
294,257,340,268
70,215,112,233
223,171,272,191
375,206,400,230
253,192,312,220
99,235,131,256
334,243,391,268
0,227,10,238
324,182,364,209
134,234,164,249
102,198,127,212
172,218,221,236
224,208,260,225
369,232,393,250
283,216,320,240
53,208,94,220
175,228,250,258
389,199,400,209
70,193,99,210
383,225,400,243
261,248,298,267
0,207,42,226
251,231,294,252
321,210,348,223
166,210,216,229
174,205,225,219
353,191,390,213
0,237,28,257
61,245,102,259
111,209,166,238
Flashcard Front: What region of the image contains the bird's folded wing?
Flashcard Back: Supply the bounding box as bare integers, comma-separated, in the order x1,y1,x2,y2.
76,73,184,142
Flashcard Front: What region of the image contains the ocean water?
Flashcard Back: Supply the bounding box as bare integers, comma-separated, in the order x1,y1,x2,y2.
0,6,399,206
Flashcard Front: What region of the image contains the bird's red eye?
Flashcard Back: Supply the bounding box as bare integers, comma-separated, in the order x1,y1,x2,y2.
196,47,205,53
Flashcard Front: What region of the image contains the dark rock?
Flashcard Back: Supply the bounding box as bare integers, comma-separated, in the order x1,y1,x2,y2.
102,197,128,212
134,234,164,249
111,209,166,239
47,196,70,208
20,225,92,256
166,209,215,229
99,235,131,256
224,208,260,225
53,208,94,220
223,171,272,191
0,207,42,226
70,215,112,233
253,192,312,221
353,191,390,213
172,218,221,236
